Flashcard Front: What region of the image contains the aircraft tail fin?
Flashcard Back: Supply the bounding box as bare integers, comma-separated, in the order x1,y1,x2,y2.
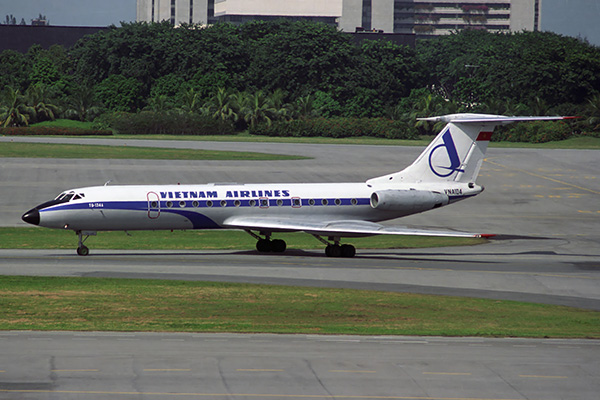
367,114,571,185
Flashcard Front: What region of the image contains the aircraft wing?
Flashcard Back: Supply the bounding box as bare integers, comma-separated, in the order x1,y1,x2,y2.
222,216,487,238
417,114,575,124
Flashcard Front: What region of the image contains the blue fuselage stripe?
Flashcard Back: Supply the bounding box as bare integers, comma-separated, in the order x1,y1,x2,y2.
40,198,372,213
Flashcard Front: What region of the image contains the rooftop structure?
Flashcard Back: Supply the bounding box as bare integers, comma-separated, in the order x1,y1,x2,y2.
136,0,541,37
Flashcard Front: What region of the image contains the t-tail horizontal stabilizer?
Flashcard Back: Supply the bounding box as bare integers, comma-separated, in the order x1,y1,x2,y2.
367,114,570,185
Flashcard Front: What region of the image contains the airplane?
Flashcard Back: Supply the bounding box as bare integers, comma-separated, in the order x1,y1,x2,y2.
21,113,570,257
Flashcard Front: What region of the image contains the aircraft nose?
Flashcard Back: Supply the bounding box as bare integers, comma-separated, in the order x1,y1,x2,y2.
22,209,40,226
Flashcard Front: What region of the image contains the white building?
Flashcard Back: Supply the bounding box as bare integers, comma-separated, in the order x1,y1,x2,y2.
137,0,541,37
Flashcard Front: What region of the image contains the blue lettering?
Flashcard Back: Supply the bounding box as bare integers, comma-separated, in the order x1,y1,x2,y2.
175,192,182,199
282,190,290,197
264,190,272,197
240,190,250,198
189,192,198,198
160,192,168,199
207,191,218,198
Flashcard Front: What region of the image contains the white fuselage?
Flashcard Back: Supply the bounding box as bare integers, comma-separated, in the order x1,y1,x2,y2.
35,181,481,232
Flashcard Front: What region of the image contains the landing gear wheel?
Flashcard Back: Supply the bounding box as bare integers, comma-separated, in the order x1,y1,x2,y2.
341,244,356,258
271,239,287,253
76,245,89,256
256,239,272,253
325,244,342,258
325,244,355,258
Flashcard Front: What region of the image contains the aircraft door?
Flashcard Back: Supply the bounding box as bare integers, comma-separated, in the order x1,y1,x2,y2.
147,191,160,219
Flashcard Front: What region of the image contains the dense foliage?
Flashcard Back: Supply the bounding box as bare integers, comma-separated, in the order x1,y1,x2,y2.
1,20,600,140
250,118,415,139
95,111,235,135
0,126,112,136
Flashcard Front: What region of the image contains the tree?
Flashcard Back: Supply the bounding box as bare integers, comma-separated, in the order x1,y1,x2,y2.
4,15,16,25
204,87,238,123
145,95,171,113
25,84,60,123
294,94,318,118
0,50,31,91
94,74,143,112
177,88,202,114
0,87,35,127
243,20,358,97
585,95,600,131
241,91,278,129
64,85,103,121
417,30,600,107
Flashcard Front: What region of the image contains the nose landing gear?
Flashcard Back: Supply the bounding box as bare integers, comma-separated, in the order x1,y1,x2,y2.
75,230,96,256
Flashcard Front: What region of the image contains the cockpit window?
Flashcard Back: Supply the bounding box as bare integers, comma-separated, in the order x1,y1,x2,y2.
54,191,75,202
73,193,85,201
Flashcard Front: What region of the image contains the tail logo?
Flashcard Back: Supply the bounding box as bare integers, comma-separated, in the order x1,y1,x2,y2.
428,130,465,177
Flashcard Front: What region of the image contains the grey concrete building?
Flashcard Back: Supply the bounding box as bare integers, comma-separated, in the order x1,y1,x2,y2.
137,0,541,37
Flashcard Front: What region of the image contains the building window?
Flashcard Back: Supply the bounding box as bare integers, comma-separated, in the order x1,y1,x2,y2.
171,0,176,25
362,0,372,31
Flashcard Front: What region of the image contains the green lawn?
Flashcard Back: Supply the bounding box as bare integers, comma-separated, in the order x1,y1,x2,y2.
32,119,96,130
0,228,485,251
1,275,597,337
0,142,308,160
23,119,600,149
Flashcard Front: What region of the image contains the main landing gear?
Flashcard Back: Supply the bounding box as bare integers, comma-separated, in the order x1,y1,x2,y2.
246,230,287,253
246,231,356,258
75,230,96,256
312,235,356,258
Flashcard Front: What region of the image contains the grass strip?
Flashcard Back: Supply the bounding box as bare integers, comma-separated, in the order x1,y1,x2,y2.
22,119,600,149
112,134,600,149
0,228,485,251
1,275,598,337
0,142,307,161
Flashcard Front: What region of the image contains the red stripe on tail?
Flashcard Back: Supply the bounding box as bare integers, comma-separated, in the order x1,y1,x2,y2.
476,131,493,141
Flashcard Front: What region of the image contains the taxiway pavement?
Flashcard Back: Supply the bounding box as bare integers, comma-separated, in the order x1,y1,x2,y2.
1,332,599,400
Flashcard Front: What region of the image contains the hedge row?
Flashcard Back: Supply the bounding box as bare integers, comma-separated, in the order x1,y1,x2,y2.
249,118,418,139
492,121,573,143
0,126,112,136
95,111,236,135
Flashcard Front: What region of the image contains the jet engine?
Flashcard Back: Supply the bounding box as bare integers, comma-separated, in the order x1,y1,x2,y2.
370,189,449,213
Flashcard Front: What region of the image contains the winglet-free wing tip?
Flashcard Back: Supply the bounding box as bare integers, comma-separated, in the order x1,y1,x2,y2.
477,233,496,238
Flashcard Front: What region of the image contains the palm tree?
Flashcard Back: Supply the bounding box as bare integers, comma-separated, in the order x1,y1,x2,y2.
411,92,449,133
268,88,292,121
204,87,238,123
527,97,550,116
177,88,201,114
585,94,600,131
0,87,34,127
145,94,171,113
242,91,277,129
294,94,317,118
64,85,102,122
25,84,60,123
